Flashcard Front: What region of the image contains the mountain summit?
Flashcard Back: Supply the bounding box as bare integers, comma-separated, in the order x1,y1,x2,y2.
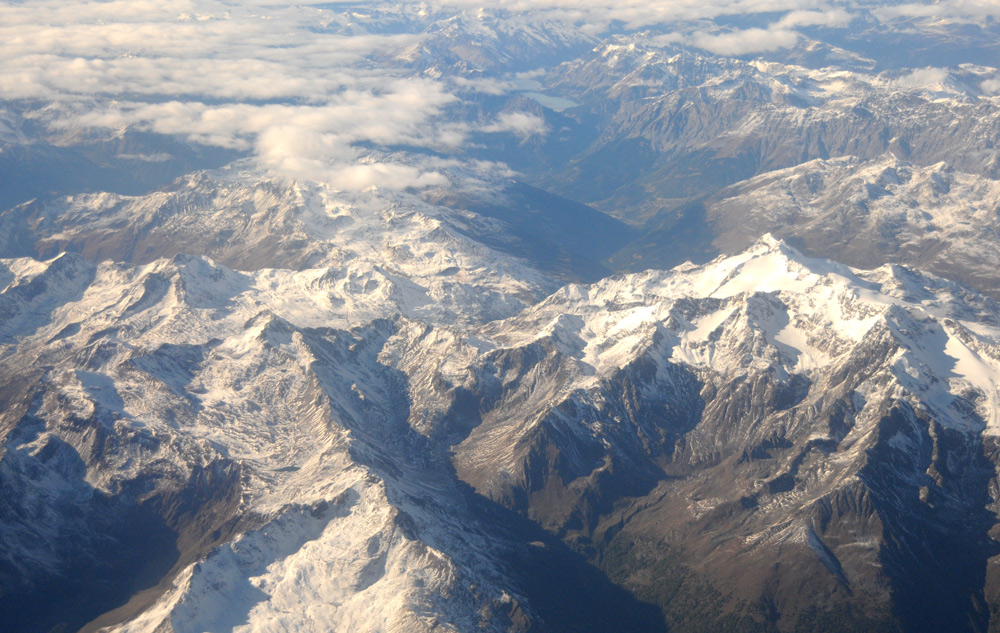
3,229,1000,631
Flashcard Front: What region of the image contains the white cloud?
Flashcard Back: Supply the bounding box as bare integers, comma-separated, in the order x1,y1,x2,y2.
0,0,534,189
874,0,1000,21
982,79,1000,96
327,162,451,192
773,9,853,29
648,33,688,48
52,80,467,179
891,68,951,91
447,76,515,96
0,4,423,103
117,153,174,162
689,27,801,57
479,112,548,136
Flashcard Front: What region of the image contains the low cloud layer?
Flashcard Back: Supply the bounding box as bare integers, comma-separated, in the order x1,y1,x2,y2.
1,0,991,190
689,27,801,57
874,0,1000,21
0,0,540,190
434,0,849,31
773,8,853,28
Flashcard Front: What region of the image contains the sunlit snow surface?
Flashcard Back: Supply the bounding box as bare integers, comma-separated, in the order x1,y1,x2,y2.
5,2,1000,630
5,217,1000,631
479,236,1000,430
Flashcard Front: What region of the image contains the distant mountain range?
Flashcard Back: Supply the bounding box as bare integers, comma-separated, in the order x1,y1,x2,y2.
4,2,1000,632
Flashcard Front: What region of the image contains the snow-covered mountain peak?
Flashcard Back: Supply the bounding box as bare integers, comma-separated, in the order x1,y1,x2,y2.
0,165,574,327
698,151,1000,299
9,5,1000,630
468,238,1000,423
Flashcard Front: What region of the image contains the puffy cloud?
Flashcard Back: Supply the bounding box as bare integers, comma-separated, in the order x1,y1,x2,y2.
890,68,952,91
689,27,801,57
773,9,854,28
0,0,542,189
0,3,422,103
327,162,451,191
7,0,984,191
53,81,464,181
982,79,1000,96
479,112,548,136
648,33,688,47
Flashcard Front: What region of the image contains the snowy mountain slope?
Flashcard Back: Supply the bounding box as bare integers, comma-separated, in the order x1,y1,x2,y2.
0,252,533,633
393,8,597,74
0,157,641,321
0,246,661,633
389,236,1000,631
0,164,564,326
437,234,1000,508
621,154,1000,298
539,34,1000,225
708,155,1000,296
7,224,1000,631
8,3,1000,632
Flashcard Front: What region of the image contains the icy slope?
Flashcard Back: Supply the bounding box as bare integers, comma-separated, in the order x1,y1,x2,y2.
0,252,537,633
0,163,561,326
700,155,1000,297
5,226,1000,632
0,238,665,632
439,237,1000,630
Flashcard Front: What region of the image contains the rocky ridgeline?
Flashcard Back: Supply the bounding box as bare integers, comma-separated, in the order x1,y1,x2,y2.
4,211,1000,631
